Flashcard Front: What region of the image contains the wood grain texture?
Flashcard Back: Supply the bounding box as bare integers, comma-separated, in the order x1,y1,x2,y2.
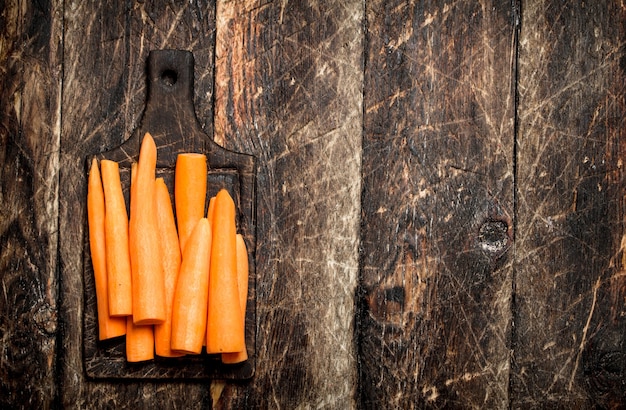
212,0,363,407
58,1,215,407
512,1,626,407
0,0,62,408
3,0,626,408
359,0,516,407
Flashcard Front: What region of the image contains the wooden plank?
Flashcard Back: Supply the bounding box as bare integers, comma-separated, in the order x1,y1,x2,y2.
58,2,216,407
359,1,517,407
512,1,626,407
0,0,62,408
211,0,363,407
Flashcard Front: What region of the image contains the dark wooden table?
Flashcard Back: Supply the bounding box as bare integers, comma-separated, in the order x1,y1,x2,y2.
2,1,625,408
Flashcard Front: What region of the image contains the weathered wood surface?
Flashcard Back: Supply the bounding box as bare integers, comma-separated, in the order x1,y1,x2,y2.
0,1,62,408
511,1,626,408
211,1,363,407
359,0,516,407
2,0,626,409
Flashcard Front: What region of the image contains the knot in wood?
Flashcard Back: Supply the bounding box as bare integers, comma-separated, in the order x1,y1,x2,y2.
477,220,510,255
585,350,626,396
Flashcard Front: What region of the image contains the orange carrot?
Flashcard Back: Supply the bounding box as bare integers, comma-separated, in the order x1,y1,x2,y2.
205,194,216,345
130,162,138,195
206,189,245,354
100,159,133,317
206,195,216,224
222,233,249,363
171,218,212,354
129,132,166,325
125,316,154,362
175,153,207,253
87,158,127,340
154,178,185,357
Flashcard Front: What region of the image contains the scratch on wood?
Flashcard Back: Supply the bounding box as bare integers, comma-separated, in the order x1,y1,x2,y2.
422,384,439,402
569,275,601,390
210,380,226,405
160,4,188,49
279,0,288,24
445,370,485,387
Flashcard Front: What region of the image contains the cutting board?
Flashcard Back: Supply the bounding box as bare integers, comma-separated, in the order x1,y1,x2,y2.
83,49,256,380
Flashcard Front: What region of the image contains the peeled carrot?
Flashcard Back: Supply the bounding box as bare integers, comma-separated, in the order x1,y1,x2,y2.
100,159,133,317
130,162,138,195
171,218,212,354
154,178,185,357
125,316,154,362
205,194,216,344
203,195,216,345
206,189,245,354
129,132,166,325
175,153,207,253
206,196,216,224
222,233,249,363
87,158,127,340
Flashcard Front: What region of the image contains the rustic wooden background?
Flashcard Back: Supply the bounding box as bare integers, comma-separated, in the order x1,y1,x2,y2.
1,0,625,408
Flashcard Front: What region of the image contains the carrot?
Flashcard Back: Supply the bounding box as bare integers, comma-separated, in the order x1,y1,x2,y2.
206,189,245,354
130,162,138,194
125,316,154,362
100,159,133,317
221,233,249,363
205,194,216,344
175,153,207,253
154,178,185,357
87,158,127,340
129,132,166,325
206,195,216,224
171,218,212,354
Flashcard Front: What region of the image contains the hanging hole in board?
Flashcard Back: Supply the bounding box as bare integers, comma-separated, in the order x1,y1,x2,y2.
161,69,178,86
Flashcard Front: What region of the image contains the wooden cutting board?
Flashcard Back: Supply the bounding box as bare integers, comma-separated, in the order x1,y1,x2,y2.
82,49,256,380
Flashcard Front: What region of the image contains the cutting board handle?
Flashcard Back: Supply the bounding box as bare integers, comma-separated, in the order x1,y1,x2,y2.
101,49,245,169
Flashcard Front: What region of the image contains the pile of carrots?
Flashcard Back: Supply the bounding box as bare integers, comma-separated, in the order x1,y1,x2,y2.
87,132,248,364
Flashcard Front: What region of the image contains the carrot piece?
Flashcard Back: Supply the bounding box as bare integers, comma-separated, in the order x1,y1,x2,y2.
130,162,138,194
154,178,185,357
206,195,216,224
175,153,207,253
171,218,212,354
222,233,249,363
126,162,155,361
206,189,245,354
205,194,216,343
87,158,127,340
125,317,154,362
100,159,133,317
128,132,166,325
